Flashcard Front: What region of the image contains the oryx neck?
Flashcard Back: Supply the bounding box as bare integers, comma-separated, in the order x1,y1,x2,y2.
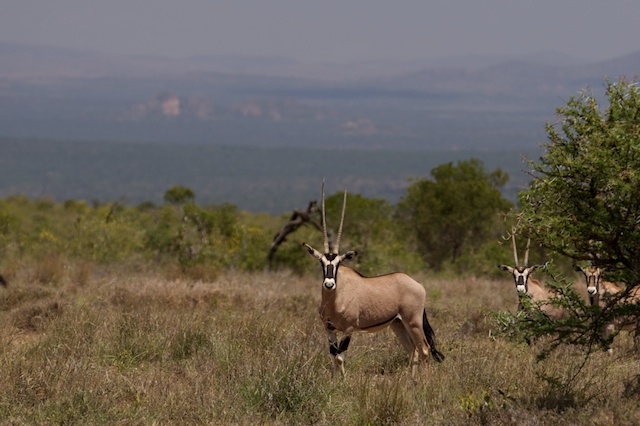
524,278,545,298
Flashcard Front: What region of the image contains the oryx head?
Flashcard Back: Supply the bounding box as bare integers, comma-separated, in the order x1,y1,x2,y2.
498,233,543,294
574,265,604,297
302,179,357,291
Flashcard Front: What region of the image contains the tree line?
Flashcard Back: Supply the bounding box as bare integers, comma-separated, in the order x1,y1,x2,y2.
0,154,515,280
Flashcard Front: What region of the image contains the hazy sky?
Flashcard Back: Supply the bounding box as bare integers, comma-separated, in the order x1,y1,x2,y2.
2,1,639,63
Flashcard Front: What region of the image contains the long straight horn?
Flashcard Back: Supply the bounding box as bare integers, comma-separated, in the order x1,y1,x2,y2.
321,178,329,253
524,238,531,267
511,232,519,267
334,189,347,254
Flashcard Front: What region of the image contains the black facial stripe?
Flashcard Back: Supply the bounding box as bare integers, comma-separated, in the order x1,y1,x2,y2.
326,264,335,279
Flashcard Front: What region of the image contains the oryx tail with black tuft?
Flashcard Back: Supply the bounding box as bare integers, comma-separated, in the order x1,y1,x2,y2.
422,310,445,363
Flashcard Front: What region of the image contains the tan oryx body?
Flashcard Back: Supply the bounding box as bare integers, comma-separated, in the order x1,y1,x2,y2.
575,265,640,348
498,235,563,321
303,180,444,377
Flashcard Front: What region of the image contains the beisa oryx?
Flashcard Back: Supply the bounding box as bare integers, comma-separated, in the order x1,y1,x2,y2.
574,265,640,350
302,180,444,377
498,234,564,321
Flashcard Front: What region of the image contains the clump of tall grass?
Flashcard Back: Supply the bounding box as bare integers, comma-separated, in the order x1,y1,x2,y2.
240,348,328,422
32,254,65,285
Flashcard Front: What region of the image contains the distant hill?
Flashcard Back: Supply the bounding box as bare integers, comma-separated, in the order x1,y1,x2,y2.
1,42,638,152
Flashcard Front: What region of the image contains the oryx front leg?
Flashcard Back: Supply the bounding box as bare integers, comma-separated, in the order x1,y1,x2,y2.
326,329,350,377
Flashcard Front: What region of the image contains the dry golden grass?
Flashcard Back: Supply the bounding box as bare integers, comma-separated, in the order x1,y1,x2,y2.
0,263,639,425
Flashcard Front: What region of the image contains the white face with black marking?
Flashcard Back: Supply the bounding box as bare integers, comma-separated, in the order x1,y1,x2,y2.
302,243,356,291
576,266,603,295
498,265,538,294
318,253,341,290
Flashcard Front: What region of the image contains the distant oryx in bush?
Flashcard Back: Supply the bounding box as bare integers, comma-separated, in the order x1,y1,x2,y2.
498,234,563,320
574,265,640,349
302,180,444,377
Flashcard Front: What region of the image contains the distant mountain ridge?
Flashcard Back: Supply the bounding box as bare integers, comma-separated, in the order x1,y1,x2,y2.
0,42,639,151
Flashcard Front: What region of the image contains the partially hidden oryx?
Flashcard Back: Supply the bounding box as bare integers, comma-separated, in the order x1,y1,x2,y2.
574,265,640,348
498,234,564,320
302,180,444,377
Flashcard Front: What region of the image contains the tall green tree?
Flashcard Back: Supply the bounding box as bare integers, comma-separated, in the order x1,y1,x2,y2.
511,78,640,354
163,185,195,205
395,159,511,270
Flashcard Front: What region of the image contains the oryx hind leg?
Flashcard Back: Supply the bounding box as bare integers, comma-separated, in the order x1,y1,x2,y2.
404,320,431,359
400,316,431,377
391,319,421,377
390,319,415,354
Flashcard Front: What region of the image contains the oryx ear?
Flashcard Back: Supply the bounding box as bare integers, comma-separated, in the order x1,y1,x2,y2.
498,265,513,273
574,265,584,273
529,264,543,272
302,242,323,260
342,251,357,262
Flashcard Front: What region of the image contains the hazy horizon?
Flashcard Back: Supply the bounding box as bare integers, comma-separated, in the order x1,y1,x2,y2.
2,1,639,64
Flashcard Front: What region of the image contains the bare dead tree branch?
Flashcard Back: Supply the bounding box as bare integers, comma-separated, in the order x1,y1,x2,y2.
268,200,323,267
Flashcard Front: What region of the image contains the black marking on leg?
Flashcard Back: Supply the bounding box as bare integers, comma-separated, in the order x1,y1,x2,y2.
338,336,351,353
330,342,339,356
329,336,351,355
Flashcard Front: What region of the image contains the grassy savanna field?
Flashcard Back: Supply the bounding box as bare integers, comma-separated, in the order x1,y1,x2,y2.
1,263,640,425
